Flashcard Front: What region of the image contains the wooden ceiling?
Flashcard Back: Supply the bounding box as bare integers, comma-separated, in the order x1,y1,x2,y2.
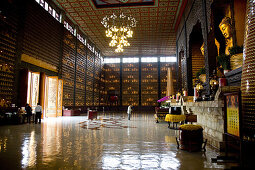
53,0,182,57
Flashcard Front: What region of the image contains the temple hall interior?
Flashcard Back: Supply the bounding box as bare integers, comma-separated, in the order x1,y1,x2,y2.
0,0,254,169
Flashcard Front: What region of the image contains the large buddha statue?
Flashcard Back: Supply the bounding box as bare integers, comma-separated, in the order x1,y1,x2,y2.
219,17,233,55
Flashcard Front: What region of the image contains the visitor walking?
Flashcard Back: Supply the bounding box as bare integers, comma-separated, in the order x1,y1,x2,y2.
127,105,132,120
35,103,42,124
25,103,32,123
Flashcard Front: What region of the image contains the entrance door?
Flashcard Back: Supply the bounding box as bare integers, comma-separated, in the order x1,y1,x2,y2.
45,76,58,117
27,72,40,112
57,79,63,117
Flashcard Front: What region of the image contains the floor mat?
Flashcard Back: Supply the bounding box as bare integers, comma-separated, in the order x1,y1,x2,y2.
79,116,136,130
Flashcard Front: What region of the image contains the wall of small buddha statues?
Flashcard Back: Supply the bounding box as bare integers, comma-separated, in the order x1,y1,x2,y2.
0,0,103,109
103,60,177,107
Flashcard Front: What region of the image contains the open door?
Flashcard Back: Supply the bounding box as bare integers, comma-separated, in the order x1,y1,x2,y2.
27,72,40,112
57,79,63,117
45,76,58,117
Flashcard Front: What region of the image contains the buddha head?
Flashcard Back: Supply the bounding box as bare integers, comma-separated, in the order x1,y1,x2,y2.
219,17,232,39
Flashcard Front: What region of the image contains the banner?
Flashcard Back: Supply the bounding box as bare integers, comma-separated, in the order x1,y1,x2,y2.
226,94,240,137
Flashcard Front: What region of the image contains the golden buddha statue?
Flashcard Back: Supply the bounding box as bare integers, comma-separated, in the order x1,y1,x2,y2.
219,17,233,55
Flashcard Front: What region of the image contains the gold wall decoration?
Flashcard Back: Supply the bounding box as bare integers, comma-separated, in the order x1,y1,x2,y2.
21,54,58,72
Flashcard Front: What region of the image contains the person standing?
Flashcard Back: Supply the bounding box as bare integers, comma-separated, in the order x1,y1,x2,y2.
127,105,132,120
35,103,42,124
25,103,32,123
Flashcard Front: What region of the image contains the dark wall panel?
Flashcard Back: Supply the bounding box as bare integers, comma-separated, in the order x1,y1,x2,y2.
122,63,139,106
94,54,101,106
141,63,158,106
0,0,103,109
62,31,76,106
22,1,62,69
0,1,18,106
103,63,120,106
86,48,94,106
75,41,86,106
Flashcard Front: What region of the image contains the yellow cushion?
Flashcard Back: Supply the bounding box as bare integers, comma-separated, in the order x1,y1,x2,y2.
179,124,203,131
165,114,186,122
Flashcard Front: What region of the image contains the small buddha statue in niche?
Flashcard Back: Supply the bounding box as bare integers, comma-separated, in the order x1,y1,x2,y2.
219,17,233,55
200,41,223,78
200,39,220,56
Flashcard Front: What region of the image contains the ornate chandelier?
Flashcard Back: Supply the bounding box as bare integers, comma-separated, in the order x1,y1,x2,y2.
101,12,137,53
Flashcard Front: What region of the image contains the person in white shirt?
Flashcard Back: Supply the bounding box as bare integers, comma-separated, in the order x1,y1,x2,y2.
35,103,42,124
127,105,132,120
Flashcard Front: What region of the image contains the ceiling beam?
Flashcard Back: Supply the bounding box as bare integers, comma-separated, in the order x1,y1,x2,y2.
174,0,188,32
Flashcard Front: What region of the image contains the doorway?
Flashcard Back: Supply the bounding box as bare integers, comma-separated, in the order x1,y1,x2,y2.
26,71,40,112
188,21,205,95
44,76,63,118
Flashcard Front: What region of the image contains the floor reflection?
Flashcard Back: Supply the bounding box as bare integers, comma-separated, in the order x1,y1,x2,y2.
21,131,36,168
0,137,7,152
0,112,225,169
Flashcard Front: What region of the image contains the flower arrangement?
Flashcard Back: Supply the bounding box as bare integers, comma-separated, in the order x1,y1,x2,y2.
228,45,243,56
216,54,230,70
195,67,206,79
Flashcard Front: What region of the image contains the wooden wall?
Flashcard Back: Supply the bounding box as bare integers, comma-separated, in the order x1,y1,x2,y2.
122,63,139,106
22,2,62,70
85,44,94,106
0,0,103,108
141,63,158,106
103,59,177,107
94,50,101,106
0,0,19,107
62,30,76,106
103,63,120,106
75,38,86,106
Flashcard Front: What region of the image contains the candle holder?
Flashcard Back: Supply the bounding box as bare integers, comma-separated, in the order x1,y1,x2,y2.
209,71,219,100
195,81,204,101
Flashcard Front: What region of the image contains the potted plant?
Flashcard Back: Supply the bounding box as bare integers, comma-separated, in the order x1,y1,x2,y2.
228,45,243,70
217,54,231,74
195,67,206,83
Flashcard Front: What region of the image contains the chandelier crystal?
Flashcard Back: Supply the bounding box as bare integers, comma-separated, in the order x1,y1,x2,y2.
101,12,137,53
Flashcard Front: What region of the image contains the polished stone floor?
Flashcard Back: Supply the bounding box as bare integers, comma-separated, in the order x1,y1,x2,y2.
0,112,227,169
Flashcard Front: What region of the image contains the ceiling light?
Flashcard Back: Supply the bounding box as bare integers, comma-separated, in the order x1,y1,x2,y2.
101,11,137,53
